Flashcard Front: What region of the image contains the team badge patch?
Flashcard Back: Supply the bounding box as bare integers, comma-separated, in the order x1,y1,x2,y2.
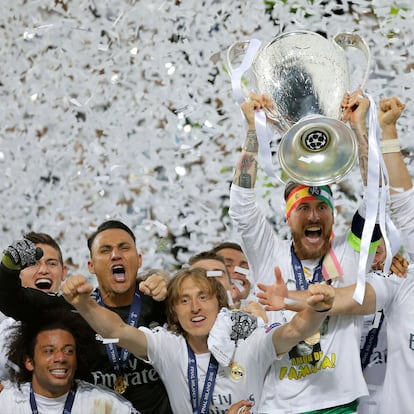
230,311,257,341
229,362,245,381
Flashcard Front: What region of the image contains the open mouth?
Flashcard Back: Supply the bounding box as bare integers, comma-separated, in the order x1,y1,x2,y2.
191,316,206,323
50,368,69,378
35,278,53,291
232,279,245,292
304,226,322,239
112,265,126,282
50,368,68,374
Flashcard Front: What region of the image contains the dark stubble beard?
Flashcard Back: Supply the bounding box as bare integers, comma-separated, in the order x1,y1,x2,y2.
291,228,331,260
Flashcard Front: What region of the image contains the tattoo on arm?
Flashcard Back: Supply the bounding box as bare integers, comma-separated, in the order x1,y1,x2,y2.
353,126,368,186
239,174,252,187
235,154,257,188
233,130,258,188
244,130,259,152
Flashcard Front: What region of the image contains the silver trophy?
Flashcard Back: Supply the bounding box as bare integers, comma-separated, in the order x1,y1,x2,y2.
226,30,371,185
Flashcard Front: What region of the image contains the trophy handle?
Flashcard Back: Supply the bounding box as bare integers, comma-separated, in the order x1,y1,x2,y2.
225,39,261,103
333,33,371,90
225,40,250,75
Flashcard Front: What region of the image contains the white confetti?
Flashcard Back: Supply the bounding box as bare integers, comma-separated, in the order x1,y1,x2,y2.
0,1,412,284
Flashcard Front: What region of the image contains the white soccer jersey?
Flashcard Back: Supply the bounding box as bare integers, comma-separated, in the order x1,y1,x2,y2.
140,323,278,413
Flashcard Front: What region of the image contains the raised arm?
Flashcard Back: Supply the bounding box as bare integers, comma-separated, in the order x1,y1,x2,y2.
257,267,305,312
257,267,377,317
342,89,371,186
272,282,334,355
329,282,376,315
62,275,149,359
379,96,410,193
232,94,273,189
0,240,68,322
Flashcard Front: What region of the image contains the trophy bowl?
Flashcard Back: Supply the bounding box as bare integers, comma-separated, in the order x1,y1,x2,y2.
251,30,353,133
226,30,370,185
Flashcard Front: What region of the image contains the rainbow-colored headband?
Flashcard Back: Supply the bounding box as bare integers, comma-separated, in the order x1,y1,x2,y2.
286,185,334,219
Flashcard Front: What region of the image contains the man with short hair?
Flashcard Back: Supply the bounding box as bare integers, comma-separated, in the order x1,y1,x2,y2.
229,92,381,413
0,220,173,414
62,267,335,413
211,242,254,303
0,310,138,413
189,250,234,295
19,231,67,293
0,232,67,381
189,250,267,322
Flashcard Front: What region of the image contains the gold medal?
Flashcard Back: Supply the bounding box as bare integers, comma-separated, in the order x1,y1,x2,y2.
304,331,321,346
114,375,128,394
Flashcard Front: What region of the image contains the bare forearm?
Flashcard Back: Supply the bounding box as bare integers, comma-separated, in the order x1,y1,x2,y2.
233,129,258,188
75,298,148,358
75,298,125,338
329,283,376,315
285,290,308,311
352,125,369,187
287,284,376,315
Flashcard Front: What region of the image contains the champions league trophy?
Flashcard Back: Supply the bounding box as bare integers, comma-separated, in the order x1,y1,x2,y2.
226,30,371,185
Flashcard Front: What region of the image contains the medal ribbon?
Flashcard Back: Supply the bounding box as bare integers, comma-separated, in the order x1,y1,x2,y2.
30,383,77,414
187,344,219,414
360,310,385,370
291,245,324,290
96,284,142,377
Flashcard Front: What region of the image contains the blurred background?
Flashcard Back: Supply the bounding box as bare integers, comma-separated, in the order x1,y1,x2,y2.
1,0,413,279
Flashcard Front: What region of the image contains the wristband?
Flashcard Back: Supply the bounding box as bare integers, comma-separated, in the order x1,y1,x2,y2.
380,139,400,154
1,254,20,271
314,307,332,313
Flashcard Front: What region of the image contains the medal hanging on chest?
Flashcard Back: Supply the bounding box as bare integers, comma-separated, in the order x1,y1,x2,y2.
304,331,321,346
96,286,142,395
114,375,128,394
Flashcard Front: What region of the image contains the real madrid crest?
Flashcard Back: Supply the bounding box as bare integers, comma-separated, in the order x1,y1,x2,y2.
114,375,128,394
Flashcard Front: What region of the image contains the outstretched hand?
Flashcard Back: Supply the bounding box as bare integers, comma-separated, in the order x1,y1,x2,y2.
256,267,288,311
